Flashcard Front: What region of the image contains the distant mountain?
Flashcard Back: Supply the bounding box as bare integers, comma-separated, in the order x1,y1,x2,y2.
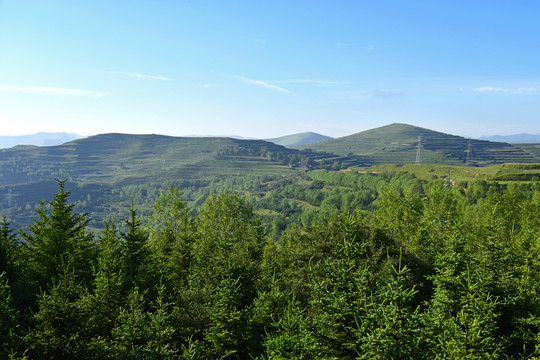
479,133,540,143
266,132,333,148
0,132,84,149
300,123,538,166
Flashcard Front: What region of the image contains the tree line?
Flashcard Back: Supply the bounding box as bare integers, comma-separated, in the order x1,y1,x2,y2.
2,177,540,359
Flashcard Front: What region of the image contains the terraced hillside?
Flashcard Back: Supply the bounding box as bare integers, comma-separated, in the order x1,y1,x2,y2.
0,133,360,229
300,123,539,165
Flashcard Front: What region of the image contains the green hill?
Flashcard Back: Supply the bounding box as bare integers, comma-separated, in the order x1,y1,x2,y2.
300,123,539,165
266,132,333,148
0,133,360,229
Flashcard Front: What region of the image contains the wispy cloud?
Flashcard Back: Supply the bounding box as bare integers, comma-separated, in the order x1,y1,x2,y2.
515,87,535,94
473,86,535,94
231,75,291,93
474,86,507,92
271,79,348,86
111,71,172,81
336,42,350,47
0,85,109,97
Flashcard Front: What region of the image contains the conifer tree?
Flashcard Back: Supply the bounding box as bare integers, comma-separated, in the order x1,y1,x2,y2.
147,187,193,287
146,282,177,359
426,226,502,359
84,221,125,355
261,292,319,359
120,206,154,292
0,216,18,282
22,179,95,292
0,273,22,358
359,257,424,360
110,287,151,359
203,272,245,359
28,266,90,360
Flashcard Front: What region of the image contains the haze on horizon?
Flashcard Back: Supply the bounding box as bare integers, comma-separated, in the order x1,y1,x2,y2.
1,0,540,139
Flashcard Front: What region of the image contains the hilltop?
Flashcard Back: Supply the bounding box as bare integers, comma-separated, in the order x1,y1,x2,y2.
265,132,333,148
300,123,539,166
2,125,540,229
0,133,357,228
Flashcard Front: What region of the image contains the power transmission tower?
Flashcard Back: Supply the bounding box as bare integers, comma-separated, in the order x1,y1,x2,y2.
415,136,423,165
466,139,472,166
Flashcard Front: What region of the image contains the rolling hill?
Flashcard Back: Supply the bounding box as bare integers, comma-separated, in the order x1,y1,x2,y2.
265,132,333,148
2,125,540,230
0,133,357,229
300,123,539,166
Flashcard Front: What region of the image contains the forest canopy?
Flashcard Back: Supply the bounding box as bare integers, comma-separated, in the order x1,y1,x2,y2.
2,174,540,359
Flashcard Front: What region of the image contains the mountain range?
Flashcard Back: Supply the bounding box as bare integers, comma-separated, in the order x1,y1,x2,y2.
479,133,540,143
0,132,84,149
1,123,540,229
265,132,333,148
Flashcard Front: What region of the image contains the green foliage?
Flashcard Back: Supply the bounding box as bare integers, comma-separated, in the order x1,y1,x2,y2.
147,187,193,287
21,179,96,292
5,165,540,359
0,273,22,358
84,222,125,353
28,269,89,360
120,206,155,292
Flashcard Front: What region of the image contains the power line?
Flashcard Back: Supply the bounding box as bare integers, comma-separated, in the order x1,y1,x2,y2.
466,139,473,166
415,136,423,165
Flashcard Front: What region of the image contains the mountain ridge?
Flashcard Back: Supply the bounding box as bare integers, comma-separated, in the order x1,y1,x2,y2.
0,132,84,149
265,132,333,148
299,123,539,166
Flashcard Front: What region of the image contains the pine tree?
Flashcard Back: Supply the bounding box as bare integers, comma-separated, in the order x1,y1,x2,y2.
84,221,125,356
0,216,18,282
145,282,177,359
203,273,244,359
425,226,502,359
110,287,151,359
261,291,319,360
22,179,96,292
358,256,424,360
147,187,194,287
120,206,154,293
28,266,90,360
0,273,22,358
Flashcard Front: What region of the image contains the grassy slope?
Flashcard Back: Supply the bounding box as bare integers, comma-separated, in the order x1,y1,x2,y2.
301,123,539,165
2,130,540,230
0,134,301,186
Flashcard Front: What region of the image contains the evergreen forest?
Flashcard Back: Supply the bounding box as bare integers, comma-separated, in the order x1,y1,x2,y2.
3,170,540,359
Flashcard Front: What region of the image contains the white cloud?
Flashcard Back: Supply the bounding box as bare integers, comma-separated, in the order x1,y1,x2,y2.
336,42,350,47
515,87,535,94
271,79,348,86
474,86,507,92
231,75,291,93
473,86,535,94
0,85,109,97
111,71,172,81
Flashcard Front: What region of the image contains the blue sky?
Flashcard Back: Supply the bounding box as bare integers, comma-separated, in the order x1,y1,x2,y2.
1,0,540,139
